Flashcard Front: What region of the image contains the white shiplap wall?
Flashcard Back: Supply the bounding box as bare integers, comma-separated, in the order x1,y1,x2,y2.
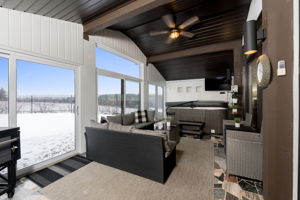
89,29,147,64
0,7,83,65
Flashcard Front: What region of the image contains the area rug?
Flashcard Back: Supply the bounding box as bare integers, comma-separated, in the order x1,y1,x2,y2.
41,138,214,200
27,155,91,187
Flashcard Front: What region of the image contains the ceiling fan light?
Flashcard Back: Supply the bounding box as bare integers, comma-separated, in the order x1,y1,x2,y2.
170,29,180,39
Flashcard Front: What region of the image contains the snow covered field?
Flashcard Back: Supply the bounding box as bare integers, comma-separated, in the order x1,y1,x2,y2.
0,104,138,170
0,113,75,170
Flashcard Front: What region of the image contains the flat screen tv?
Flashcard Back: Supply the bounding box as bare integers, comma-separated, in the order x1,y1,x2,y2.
205,77,231,91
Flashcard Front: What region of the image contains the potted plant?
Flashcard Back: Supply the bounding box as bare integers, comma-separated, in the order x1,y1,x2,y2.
234,117,241,128
232,92,238,104
165,116,172,127
231,105,239,115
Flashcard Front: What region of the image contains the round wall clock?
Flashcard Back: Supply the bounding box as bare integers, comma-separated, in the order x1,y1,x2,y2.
256,54,272,88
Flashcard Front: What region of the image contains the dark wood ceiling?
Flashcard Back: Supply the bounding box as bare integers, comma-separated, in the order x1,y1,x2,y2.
0,0,131,24
110,0,250,80
152,50,233,81
111,0,250,57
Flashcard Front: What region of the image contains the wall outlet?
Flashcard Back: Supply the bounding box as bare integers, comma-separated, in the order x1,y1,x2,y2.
211,129,215,134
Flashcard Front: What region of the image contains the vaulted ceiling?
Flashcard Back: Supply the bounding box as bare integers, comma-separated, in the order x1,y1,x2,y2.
0,0,132,24
109,0,250,80
0,0,250,81
154,50,234,80
110,0,250,56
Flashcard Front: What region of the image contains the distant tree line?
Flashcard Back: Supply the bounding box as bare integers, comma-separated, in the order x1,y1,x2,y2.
17,95,75,103
0,88,7,101
98,94,140,108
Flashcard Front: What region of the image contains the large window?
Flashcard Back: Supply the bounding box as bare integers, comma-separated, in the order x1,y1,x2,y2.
148,84,165,119
96,48,140,78
0,57,8,127
96,47,142,120
17,60,76,169
98,75,121,119
148,85,156,111
157,86,164,119
125,80,140,113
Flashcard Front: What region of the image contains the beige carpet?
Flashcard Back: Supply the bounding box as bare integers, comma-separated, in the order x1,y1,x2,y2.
41,138,213,200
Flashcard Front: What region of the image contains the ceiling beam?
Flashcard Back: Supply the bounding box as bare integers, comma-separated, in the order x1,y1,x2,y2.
84,0,171,34
147,40,241,62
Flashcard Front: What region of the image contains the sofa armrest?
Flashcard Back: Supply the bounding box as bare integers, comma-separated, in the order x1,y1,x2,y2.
226,130,262,143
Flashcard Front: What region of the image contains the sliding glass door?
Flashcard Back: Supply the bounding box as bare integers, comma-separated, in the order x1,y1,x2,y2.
0,57,8,127
16,60,76,169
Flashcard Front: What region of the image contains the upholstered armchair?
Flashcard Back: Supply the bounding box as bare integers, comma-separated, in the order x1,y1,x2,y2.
226,129,263,181
222,113,252,135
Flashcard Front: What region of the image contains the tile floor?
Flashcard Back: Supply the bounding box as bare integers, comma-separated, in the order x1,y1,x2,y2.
0,177,46,200
212,135,264,200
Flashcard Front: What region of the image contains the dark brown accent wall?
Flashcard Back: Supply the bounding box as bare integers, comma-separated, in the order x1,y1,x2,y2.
262,0,293,199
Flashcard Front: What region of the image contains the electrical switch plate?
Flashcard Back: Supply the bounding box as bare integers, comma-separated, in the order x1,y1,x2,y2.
277,60,286,76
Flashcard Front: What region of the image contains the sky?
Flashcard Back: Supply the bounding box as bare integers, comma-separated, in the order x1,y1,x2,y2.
96,48,140,95
0,57,8,93
0,48,140,96
17,60,75,96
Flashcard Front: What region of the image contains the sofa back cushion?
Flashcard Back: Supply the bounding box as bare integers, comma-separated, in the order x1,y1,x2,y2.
108,122,133,132
107,114,122,124
134,110,148,123
122,113,135,125
90,120,108,129
147,110,155,122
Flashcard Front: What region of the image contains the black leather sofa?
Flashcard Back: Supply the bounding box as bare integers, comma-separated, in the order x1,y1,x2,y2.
85,127,176,183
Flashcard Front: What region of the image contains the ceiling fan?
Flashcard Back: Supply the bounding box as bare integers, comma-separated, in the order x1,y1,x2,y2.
149,14,200,44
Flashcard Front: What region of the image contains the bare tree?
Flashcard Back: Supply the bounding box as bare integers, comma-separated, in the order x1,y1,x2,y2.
36,102,55,113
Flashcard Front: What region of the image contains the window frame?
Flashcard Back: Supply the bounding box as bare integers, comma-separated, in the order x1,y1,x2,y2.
0,54,9,127
0,50,80,177
125,79,141,114
148,83,165,119
96,44,143,119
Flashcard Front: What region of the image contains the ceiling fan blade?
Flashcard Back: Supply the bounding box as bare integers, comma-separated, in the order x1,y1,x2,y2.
149,30,169,36
178,16,200,30
181,31,195,38
162,14,176,29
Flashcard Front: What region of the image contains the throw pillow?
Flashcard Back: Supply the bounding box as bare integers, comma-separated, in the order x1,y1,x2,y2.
134,110,148,123
122,113,135,125
147,110,155,122
90,120,108,129
108,122,133,132
107,114,122,124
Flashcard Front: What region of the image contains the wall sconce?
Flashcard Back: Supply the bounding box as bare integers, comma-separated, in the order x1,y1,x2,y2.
244,20,266,55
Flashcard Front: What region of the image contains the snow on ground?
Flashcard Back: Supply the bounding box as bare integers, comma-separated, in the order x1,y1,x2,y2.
0,105,139,170
0,113,75,170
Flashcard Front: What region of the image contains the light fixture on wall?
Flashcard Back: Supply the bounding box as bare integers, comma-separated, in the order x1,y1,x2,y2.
243,20,266,55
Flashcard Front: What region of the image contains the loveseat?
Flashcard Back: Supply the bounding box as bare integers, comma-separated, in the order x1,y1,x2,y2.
106,110,159,130
85,125,176,183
